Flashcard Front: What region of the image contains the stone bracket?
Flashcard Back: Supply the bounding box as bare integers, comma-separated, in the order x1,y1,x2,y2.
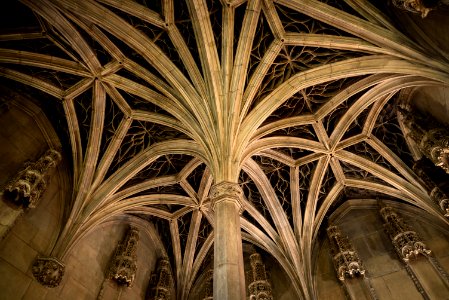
32,256,65,288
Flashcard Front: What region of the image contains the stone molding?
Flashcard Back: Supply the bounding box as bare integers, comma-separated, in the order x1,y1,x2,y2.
327,225,365,281
32,256,65,288
380,206,431,261
108,226,139,287
3,149,61,209
209,181,245,214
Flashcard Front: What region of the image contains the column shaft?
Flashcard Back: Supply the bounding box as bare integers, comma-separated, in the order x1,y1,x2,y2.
212,181,245,300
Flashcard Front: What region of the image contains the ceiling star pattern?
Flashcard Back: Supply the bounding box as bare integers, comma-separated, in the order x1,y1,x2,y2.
1,0,449,298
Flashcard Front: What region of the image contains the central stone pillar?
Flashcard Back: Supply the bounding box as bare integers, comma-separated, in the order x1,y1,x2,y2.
210,181,246,300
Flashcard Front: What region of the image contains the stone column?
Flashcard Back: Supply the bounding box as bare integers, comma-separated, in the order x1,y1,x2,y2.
247,251,273,300
400,108,449,174
210,181,246,300
1,149,61,240
148,257,172,300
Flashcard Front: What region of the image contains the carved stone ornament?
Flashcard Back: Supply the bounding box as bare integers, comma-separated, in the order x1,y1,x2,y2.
327,225,365,281
392,0,440,17
32,257,65,288
108,226,139,287
247,252,274,300
3,149,61,208
380,206,431,261
413,161,449,217
148,257,172,300
201,269,213,300
209,181,244,213
430,187,449,217
401,108,449,174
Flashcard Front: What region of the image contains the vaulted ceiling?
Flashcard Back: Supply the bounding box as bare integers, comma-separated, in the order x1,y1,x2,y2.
1,0,449,298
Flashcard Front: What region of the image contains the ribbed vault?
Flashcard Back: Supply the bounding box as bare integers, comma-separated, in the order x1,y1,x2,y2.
1,0,449,298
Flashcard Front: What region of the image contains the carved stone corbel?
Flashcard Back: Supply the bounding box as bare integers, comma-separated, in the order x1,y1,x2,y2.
3,149,61,208
147,257,172,300
327,225,365,281
380,206,431,261
108,226,139,287
32,256,65,288
247,251,273,300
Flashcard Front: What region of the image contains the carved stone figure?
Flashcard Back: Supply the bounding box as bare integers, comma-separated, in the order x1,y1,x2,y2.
32,257,65,288
247,252,273,300
380,206,431,261
400,108,449,174
3,149,61,208
327,225,365,281
108,226,139,287
148,257,172,300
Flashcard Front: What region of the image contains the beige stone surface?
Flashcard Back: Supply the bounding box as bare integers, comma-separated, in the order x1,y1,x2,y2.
0,232,37,274
411,258,449,299
22,279,49,300
370,277,393,300
0,259,32,300
382,269,423,299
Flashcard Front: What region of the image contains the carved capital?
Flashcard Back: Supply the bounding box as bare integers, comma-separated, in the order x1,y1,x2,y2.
327,225,365,281
108,226,139,287
380,206,431,261
209,181,244,213
3,149,61,208
32,257,65,288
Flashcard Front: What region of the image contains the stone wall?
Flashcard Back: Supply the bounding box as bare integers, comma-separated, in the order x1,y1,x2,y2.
315,200,449,299
0,93,67,300
42,220,162,300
